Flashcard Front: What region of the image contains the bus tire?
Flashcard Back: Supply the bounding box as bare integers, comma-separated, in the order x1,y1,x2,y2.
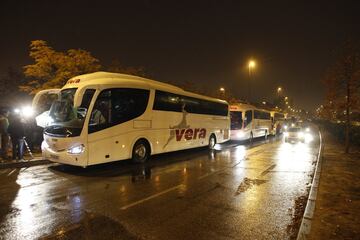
132,139,150,163
209,134,216,150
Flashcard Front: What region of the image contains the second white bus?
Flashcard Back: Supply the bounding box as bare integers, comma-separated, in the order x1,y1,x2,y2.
230,103,272,141
37,72,230,167
270,111,287,135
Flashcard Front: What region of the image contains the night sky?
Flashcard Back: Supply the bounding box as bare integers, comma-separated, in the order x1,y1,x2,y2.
1,0,360,110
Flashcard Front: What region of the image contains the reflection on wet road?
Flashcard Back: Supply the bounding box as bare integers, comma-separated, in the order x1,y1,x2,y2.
0,130,320,240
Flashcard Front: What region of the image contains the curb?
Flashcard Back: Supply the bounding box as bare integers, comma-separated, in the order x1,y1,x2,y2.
0,158,51,169
296,130,324,240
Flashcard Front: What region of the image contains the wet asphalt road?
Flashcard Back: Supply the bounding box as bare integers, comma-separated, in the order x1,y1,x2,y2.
0,129,320,240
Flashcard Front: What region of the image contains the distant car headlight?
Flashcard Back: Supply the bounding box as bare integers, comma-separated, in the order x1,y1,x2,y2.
306,127,310,132
284,125,288,130
284,132,289,137
67,144,85,154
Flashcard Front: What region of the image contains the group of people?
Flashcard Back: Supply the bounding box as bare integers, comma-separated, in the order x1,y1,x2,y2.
0,108,26,161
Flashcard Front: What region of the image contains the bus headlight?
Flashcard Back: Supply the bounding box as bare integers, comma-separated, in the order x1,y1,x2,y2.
41,140,49,151
237,131,245,138
305,133,313,142
67,144,85,154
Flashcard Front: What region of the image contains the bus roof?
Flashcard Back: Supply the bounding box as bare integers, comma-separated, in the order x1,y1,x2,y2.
229,102,256,111
230,102,272,113
63,72,227,104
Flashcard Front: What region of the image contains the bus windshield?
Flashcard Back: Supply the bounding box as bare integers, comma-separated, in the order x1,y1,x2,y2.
230,111,243,130
45,88,95,137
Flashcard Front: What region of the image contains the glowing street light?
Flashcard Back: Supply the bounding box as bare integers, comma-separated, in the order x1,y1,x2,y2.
277,87,282,93
248,60,256,69
248,59,256,102
219,87,225,99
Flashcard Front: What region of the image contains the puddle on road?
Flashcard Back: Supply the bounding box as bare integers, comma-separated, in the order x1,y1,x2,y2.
40,211,139,240
235,177,268,195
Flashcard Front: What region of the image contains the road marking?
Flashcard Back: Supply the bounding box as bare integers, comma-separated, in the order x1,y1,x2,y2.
7,169,17,176
198,169,224,179
120,184,185,210
260,164,277,176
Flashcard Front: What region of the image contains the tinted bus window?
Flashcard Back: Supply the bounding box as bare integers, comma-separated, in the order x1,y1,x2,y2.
153,90,182,112
254,110,270,120
89,88,150,133
263,111,270,119
153,90,228,116
245,110,252,126
274,113,284,121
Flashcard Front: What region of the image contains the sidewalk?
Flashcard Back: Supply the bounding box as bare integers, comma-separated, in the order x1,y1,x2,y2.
308,132,360,239
0,152,50,169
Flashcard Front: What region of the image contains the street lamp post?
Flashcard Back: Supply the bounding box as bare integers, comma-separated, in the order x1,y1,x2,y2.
248,60,256,102
219,87,225,99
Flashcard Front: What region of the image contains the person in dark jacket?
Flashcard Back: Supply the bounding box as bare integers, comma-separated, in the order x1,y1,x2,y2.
8,112,25,160
0,109,10,159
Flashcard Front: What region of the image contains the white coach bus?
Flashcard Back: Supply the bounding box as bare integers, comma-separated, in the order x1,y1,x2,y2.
38,72,230,167
270,111,287,135
230,103,272,141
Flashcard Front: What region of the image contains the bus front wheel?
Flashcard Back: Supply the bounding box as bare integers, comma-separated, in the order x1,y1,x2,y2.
209,134,216,150
132,140,150,163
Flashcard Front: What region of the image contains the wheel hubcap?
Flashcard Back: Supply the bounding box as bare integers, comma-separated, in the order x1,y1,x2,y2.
135,145,146,158
210,138,215,147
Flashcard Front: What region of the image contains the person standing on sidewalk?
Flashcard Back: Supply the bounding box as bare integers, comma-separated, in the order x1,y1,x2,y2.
8,112,25,160
0,109,10,159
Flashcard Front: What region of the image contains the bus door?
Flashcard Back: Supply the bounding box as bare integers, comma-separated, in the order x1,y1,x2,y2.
87,88,151,164
244,110,253,136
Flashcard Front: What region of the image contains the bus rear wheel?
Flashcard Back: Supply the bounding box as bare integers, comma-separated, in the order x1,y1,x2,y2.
209,134,216,150
132,140,150,163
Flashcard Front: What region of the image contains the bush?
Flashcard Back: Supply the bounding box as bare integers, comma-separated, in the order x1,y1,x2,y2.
315,120,360,146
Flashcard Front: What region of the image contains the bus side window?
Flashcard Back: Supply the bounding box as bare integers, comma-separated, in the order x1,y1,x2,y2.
111,88,149,124
245,110,252,126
